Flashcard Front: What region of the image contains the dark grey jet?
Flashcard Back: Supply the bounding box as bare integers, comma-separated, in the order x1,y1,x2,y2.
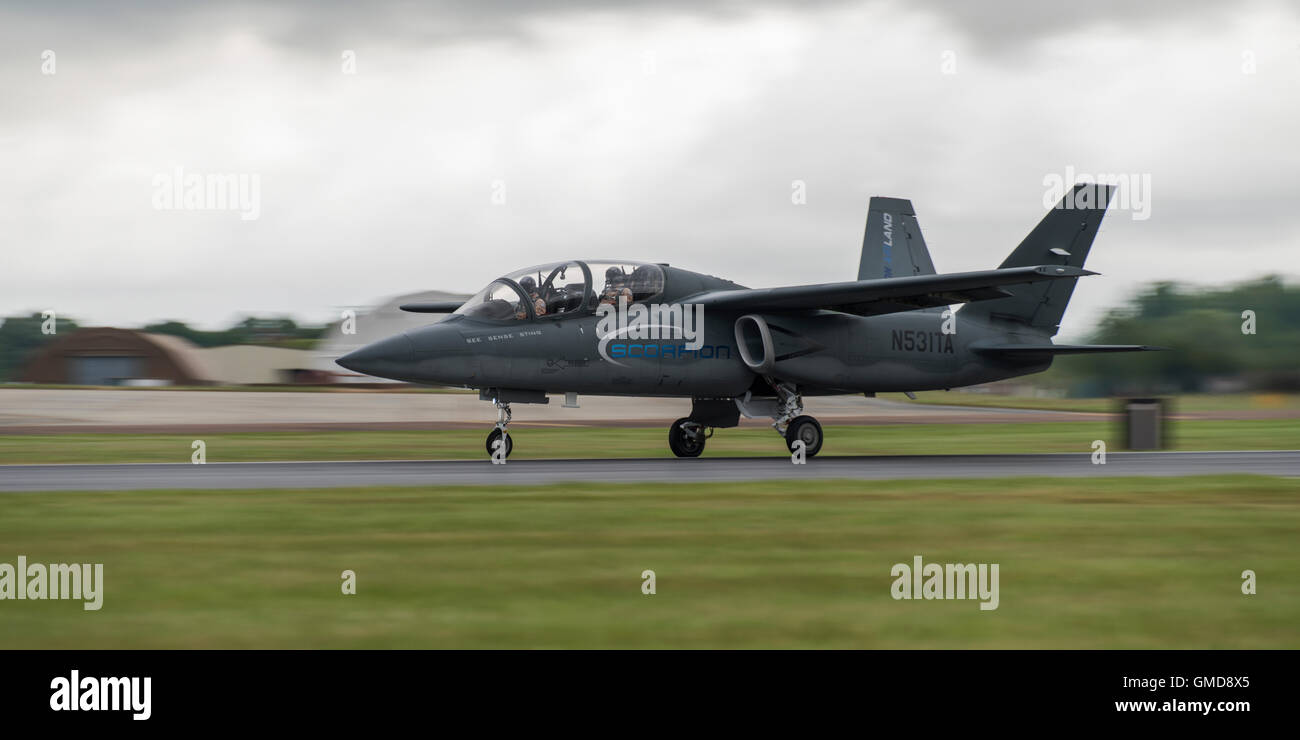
338,183,1157,459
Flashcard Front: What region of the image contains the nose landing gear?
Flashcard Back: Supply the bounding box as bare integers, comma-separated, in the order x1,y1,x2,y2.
486,400,513,459
477,388,549,461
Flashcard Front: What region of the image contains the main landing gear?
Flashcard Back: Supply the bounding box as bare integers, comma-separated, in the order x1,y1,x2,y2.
665,387,824,459
668,417,708,458
771,382,823,458
783,415,823,457
486,399,513,459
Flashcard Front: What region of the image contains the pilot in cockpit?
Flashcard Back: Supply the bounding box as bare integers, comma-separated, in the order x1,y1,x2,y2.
599,266,634,306
518,275,547,318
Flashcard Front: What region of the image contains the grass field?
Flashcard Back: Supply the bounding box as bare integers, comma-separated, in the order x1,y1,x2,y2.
894,391,1300,414
0,476,1295,649
2,419,1298,464
0,383,473,393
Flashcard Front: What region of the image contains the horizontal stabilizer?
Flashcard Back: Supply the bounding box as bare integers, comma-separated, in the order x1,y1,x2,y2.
690,265,1095,318
399,302,464,313
971,343,1165,358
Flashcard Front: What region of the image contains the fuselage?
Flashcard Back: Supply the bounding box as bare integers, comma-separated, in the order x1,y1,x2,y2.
338,261,1050,398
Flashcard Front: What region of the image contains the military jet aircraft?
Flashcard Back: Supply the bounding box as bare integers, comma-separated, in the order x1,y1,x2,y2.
338,183,1156,459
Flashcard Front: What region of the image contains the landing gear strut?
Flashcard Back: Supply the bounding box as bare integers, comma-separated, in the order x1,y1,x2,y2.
668,417,707,458
770,381,822,458
486,399,513,459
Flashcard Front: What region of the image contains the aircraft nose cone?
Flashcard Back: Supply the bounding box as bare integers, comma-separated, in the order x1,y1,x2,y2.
336,333,414,378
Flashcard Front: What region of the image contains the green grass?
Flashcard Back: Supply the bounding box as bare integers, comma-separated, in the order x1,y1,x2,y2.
2,419,1298,464
0,476,1295,648
896,391,1300,413
0,383,471,393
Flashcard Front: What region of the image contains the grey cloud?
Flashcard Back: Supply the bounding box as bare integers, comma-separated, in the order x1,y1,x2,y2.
2,0,1297,335
6,0,1294,50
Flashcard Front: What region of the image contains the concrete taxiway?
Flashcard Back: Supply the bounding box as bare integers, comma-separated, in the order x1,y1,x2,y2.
0,388,1090,432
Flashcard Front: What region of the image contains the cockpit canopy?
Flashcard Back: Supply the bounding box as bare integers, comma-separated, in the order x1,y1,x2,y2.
454,260,665,321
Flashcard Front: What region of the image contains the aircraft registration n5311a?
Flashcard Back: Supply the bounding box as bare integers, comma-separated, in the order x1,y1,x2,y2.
338,183,1158,459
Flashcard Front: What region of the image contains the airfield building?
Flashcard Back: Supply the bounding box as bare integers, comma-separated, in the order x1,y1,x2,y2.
18,327,320,386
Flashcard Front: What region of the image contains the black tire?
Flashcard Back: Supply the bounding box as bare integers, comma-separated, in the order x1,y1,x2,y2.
486,428,513,459
784,415,823,458
668,417,706,458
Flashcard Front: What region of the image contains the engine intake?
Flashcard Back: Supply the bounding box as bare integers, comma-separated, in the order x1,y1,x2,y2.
734,314,774,373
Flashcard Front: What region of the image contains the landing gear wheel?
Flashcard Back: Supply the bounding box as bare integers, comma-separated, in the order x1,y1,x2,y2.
668,417,706,458
486,428,513,459
784,415,822,458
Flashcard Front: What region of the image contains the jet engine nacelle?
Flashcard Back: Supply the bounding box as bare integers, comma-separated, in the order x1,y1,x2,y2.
734,314,776,374
733,312,851,390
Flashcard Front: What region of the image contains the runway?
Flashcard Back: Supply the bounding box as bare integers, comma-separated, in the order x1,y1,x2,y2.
0,387,1098,432
2,450,1298,491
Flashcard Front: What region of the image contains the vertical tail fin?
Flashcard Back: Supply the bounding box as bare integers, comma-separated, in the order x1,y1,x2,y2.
962,183,1115,336
858,197,937,281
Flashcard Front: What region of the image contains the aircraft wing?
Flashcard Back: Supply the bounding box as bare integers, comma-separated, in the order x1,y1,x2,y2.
971,343,1166,357
688,265,1095,317
399,301,464,313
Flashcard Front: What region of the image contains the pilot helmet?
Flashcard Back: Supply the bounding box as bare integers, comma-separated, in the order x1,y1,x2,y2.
519,275,537,292
605,266,625,283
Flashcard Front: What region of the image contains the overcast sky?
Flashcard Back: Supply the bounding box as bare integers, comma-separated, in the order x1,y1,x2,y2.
3,0,1298,339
